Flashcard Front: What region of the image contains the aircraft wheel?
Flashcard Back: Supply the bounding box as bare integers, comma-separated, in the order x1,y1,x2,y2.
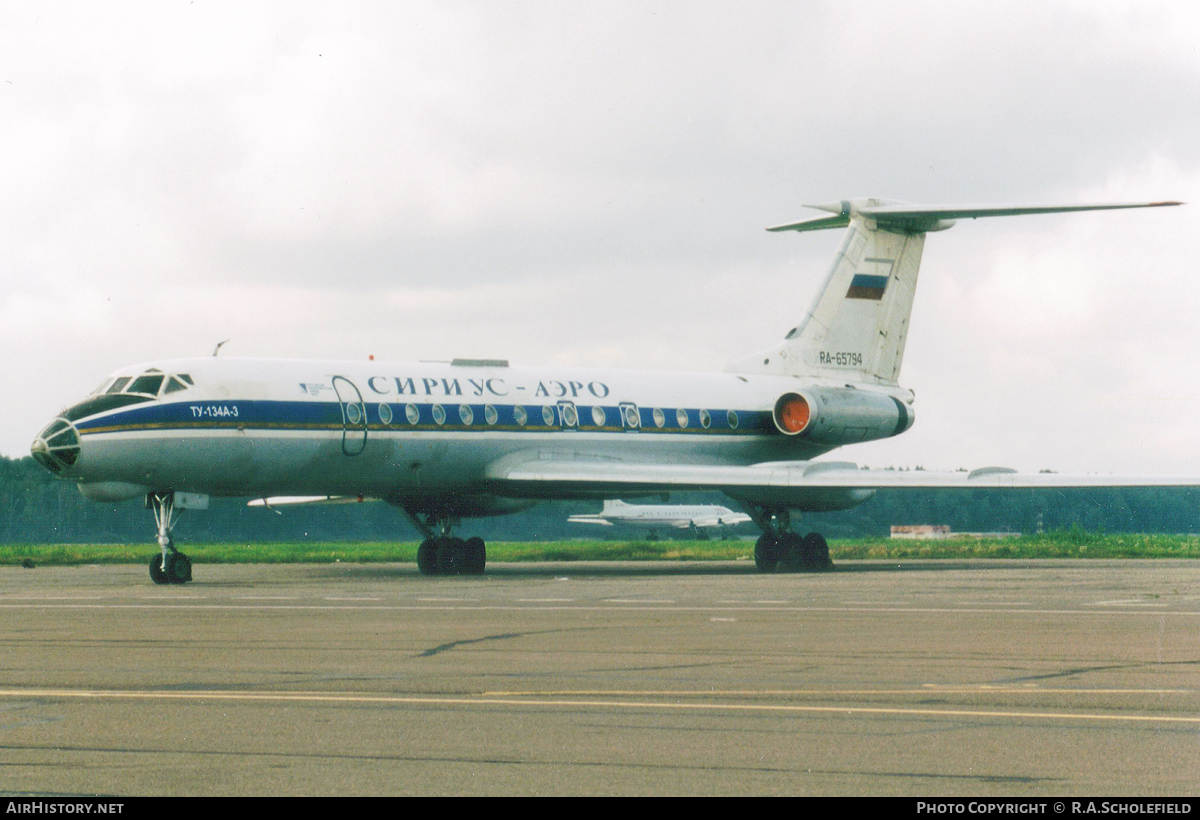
464,537,486,575
170,553,192,584
417,539,439,575
776,533,804,573
149,554,170,585
800,532,832,572
436,537,466,575
754,535,780,572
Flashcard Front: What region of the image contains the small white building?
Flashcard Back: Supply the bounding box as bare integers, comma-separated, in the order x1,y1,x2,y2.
890,525,952,539
890,525,1021,539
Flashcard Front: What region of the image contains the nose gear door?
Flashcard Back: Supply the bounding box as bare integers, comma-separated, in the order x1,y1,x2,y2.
332,376,368,456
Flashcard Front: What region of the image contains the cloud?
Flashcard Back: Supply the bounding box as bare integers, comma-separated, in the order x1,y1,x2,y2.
2,2,1198,474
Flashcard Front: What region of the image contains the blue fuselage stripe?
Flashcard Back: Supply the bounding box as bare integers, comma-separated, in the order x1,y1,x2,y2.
74,399,773,436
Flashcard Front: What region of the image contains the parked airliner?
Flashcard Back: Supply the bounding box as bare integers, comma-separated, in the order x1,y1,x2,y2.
569,499,752,539
30,198,1194,583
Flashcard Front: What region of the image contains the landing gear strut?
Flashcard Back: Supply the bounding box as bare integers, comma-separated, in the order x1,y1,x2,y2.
147,492,192,585
406,511,487,576
749,507,832,573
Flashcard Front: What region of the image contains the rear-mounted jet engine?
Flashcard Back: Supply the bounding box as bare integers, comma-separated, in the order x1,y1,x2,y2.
772,388,914,445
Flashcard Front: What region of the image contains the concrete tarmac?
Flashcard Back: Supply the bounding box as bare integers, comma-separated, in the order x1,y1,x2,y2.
0,559,1197,796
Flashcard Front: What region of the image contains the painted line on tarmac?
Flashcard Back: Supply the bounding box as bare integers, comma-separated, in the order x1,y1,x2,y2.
1,687,1197,726
0,602,1197,617
484,686,1199,696
0,596,106,601
137,595,206,600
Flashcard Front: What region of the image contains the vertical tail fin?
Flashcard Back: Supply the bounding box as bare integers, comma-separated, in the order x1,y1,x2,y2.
727,198,1181,385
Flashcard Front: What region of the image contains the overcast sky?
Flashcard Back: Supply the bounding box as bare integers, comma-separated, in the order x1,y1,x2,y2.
3,1,1198,476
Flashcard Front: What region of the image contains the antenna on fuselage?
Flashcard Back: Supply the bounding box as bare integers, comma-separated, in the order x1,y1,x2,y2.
212,339,230,357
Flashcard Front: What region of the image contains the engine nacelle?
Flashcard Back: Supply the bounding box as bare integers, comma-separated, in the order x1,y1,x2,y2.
772,388,914,445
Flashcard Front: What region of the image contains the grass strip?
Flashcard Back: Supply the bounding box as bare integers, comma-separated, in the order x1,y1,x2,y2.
1,533,1198,567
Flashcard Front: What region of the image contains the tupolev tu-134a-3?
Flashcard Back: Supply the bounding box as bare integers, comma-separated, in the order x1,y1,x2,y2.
30,198,1197,584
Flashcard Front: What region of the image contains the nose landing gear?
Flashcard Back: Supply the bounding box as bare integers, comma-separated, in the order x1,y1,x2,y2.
147,492,192,585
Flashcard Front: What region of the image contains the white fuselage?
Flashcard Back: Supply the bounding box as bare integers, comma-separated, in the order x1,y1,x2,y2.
570,501,752,528
36,356,911,514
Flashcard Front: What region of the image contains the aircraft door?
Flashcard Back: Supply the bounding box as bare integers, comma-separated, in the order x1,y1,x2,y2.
556,400,579,430
332,376,368,456
619,402,641,431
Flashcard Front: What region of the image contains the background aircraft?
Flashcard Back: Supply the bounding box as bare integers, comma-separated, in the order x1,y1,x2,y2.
568,499,752,539
30,198,1194,583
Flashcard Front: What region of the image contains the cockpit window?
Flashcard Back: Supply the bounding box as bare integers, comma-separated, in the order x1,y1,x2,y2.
106,377,131,394
164,376,190,394
64,393,153,422
127,374,164,396
178,374,193,385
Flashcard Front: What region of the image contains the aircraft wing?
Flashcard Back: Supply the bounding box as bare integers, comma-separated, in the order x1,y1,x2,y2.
566,515,614,526
485,456,1200,507
248,495,375,509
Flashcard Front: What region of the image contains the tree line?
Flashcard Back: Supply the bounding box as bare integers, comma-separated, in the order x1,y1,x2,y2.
1,454,1196,544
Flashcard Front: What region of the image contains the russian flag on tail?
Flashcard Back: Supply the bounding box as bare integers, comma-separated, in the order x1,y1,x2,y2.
846,273,888,300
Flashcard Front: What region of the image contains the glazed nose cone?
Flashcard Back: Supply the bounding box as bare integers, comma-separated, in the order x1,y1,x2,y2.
31,418,81,474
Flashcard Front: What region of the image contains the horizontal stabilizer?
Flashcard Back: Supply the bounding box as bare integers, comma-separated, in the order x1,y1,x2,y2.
768,199,1183,234
764,213,852,233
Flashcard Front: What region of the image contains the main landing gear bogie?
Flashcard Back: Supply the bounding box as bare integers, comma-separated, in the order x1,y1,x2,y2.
754,531,832,573
746,505,834,573
417,536,487,576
